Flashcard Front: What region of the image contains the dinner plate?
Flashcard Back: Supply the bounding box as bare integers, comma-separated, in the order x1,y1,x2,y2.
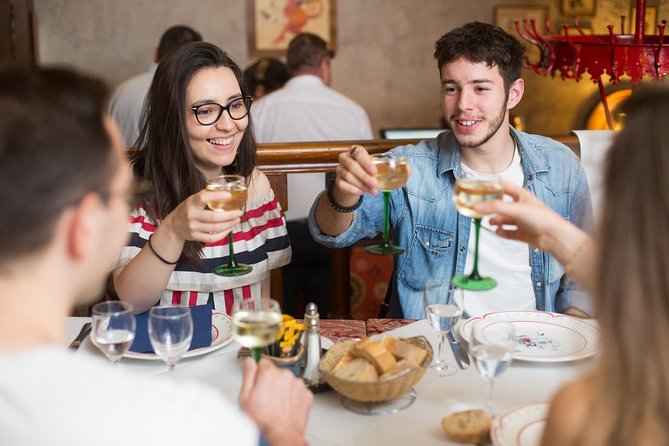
460,311,599,362
491,403,549,446
124,310,232,360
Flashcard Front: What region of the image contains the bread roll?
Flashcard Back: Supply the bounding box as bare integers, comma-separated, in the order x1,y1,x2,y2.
441,409,492,444
351,339,397,374
379,359,412,380
332,350,354,373
388,338,428,367
334,358,379,382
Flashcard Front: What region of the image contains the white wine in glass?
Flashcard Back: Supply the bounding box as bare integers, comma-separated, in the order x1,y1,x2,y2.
231,299,282,362
90,301,136,365
367,154,409,256
206,174,252,276
452,175,503,291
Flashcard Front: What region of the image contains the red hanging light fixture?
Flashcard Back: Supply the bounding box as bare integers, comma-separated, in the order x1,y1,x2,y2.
516,0,667,129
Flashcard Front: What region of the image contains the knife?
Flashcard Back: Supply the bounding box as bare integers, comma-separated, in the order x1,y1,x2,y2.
68,322,92,351
447,329,470,369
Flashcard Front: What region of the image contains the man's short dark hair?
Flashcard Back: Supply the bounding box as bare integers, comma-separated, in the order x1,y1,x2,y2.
286,32,335,74
0,67,115,267
157,25,203,61
434,22,525,91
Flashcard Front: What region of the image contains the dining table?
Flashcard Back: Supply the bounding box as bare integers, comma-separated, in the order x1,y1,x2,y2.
66,314,595,446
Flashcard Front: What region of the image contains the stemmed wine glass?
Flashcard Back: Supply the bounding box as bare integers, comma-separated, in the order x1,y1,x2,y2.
451,174,503,290
423,284,464,376
206,174,252,276
470,321,515,416
90,301,136,366
231,299,282,363
366,153,410,256
148,306,193,372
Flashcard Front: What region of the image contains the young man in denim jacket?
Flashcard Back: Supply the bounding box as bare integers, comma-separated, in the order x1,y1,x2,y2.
308,22,592,319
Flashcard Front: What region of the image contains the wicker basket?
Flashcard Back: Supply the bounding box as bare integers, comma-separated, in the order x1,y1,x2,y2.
319,336,433,402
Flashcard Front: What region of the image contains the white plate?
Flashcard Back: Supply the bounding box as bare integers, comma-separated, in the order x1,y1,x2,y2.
460,311,599,362
124,311,232,360
492,403,549,446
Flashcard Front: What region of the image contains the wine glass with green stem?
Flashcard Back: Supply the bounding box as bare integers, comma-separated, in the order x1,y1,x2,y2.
231,299,282,363
206,174,252,276
451,174,503,291
366,153,409,256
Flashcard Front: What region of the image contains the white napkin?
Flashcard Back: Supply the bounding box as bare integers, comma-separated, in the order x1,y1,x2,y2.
571,130,616,221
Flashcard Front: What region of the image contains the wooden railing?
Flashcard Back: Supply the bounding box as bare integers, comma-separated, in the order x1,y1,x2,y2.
257,136,581,318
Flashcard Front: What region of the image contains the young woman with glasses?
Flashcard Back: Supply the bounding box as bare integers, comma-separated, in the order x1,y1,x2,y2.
110,42,291,314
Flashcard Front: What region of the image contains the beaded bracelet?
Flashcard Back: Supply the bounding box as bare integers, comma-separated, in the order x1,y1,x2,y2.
326,177,363,213
147,234,178,265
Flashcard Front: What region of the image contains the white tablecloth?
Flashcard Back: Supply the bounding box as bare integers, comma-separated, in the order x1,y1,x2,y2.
67,318,594,446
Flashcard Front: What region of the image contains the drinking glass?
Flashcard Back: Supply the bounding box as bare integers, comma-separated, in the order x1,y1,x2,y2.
470,321,515,416
206,174,252,276
451,174,503,290
423,284,463,376
148,306,193,372
366,154,410,256
231,299,282,363
90,301,136,366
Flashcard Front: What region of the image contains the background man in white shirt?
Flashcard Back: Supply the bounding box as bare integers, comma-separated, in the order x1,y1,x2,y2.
252,32,373,316
0,66,311,446
109,25,202,148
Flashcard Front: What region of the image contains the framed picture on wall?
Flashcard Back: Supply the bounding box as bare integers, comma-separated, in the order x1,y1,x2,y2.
247,0,337,57
630,6,657,34
561,0,596,17
494,5,549,37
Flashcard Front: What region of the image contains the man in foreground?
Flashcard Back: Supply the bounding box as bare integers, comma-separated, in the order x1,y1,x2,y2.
309,22,592,319
0,67,311,446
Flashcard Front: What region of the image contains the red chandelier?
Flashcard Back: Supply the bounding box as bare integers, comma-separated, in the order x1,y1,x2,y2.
516,0,668,129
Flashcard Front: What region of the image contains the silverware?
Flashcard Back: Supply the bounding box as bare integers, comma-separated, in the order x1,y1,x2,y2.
68,322,92,351
447,329,470,369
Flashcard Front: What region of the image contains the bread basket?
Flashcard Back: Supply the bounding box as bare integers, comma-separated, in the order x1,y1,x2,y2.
319,336,433,402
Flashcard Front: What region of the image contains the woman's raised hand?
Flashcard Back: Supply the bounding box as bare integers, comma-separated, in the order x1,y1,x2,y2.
163,188,243,245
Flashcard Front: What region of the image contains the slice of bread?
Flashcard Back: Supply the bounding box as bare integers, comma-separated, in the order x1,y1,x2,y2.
332,350,354,373
351,339,397,374
441,409,492,444
379,359,413,380
387,338,428,367
334,358,379,382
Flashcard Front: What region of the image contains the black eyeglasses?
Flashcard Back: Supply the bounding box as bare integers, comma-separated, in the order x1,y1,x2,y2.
99,180,151,209
191,96,253,126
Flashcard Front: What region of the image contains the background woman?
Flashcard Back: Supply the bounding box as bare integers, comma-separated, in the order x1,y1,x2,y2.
476,85,669,445
111,42,291,314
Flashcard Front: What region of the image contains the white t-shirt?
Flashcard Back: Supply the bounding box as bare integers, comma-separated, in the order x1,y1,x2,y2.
0,348,258,446
252,74,374,221
461,148,535,317
108,65,157,149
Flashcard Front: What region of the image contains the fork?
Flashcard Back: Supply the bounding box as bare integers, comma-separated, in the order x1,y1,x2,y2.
68,322,92,351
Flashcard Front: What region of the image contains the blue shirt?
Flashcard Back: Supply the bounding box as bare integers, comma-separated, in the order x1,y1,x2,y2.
308,126,593,319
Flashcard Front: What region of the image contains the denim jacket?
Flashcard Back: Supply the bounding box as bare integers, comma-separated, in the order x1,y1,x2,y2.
308,126,593,319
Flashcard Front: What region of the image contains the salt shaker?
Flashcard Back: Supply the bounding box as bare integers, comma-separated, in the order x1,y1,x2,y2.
302,302,324,387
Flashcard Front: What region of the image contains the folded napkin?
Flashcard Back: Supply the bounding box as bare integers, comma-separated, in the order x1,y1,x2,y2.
130,304,213,353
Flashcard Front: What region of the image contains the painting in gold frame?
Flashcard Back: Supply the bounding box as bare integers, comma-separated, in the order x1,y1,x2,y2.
561,0,596,17
247,0,336,57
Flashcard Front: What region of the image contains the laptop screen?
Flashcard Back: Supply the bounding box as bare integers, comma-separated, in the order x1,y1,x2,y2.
380,128,445,140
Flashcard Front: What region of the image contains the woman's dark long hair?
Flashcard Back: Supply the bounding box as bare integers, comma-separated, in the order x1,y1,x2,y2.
583,85,669,445
129,42,257,264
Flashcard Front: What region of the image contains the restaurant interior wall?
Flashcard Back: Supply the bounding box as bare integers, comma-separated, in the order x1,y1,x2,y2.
33,0,669,136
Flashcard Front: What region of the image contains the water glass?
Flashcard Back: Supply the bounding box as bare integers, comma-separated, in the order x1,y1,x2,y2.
90,301,136,365
423,284,463,376
148,306,193,372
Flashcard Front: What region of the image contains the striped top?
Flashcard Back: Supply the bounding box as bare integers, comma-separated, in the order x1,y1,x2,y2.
114,189,291,315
